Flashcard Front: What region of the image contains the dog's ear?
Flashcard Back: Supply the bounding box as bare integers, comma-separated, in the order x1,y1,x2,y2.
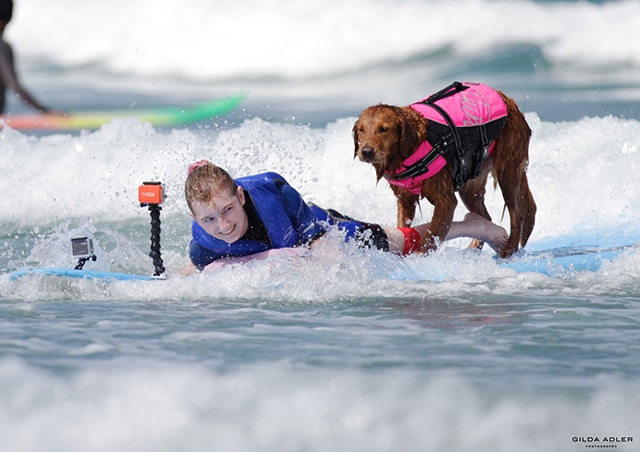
352,119,360,158
397,107,421,158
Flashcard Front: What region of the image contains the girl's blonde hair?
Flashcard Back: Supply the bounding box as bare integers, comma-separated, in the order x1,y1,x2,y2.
185,161,238,212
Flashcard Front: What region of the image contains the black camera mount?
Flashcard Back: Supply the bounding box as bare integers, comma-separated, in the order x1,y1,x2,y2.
138,181,166,277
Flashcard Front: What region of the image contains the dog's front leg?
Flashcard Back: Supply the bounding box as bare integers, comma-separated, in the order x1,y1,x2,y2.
392,186,419,227
419,188,457,253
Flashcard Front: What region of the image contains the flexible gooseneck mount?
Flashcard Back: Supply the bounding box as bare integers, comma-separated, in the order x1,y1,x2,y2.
147,203,165,276
138,181,166,277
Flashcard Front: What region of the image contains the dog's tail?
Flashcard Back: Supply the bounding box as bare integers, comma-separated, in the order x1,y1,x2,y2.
517,171,537,247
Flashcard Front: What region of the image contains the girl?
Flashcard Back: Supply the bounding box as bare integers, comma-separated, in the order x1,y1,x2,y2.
185,160,508,271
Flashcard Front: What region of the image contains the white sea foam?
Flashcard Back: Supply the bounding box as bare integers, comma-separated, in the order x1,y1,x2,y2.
2,112,640,236
9,0,640,80
0,357,638,452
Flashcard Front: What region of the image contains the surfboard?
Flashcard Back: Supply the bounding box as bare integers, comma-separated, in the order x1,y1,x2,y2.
499,243,636,276
0,93,245,131
9,242,636,283
383,241,637,283
9,268,165,281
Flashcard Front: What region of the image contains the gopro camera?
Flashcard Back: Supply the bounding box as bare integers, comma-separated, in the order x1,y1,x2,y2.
71,237,97,270
71,237,94,258
138,181,165,206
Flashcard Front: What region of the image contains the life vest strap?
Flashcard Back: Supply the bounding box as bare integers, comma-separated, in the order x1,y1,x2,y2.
384,132,453,181
425,81,469,104
419,82,468,158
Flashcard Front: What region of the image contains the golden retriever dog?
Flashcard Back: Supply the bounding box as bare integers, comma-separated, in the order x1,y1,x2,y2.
352,81,536,258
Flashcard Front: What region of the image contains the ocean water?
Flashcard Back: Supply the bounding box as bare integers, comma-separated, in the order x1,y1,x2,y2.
1,0,640,450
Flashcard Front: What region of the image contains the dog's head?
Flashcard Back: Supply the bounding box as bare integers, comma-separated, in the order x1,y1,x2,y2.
352,104,426,181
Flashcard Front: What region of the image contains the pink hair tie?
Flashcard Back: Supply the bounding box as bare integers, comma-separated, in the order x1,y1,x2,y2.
188,159,212,176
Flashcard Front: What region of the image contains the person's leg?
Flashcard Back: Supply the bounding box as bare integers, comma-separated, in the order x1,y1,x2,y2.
384,227,420,255
384,212,508,255
441,212,508,253
312,205,391,251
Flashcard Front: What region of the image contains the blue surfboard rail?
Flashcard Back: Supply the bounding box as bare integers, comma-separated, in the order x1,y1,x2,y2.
499,244,636,276
10,268,165,281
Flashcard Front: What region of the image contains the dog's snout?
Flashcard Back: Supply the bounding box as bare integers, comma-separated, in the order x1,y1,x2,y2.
360,145,375,161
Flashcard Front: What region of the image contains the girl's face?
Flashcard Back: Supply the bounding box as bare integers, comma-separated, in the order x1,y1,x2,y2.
190,186,248,244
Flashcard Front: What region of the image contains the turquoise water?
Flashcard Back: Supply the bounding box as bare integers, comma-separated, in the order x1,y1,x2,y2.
6,291,638,390
2,0,640,450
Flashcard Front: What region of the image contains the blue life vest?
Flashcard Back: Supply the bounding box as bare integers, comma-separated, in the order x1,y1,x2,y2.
191,172,300,259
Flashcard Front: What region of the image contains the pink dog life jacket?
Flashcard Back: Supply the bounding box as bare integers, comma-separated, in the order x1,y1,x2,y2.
384,82,508,194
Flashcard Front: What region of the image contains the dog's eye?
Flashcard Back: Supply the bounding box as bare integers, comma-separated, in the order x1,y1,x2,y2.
378,126,389,133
